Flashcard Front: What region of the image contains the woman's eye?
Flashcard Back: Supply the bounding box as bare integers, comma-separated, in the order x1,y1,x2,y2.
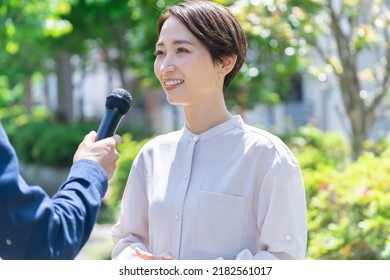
177,47,189,53
154,50,165,56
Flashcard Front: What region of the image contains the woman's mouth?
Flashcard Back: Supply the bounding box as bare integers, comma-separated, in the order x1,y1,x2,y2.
163,79,184,89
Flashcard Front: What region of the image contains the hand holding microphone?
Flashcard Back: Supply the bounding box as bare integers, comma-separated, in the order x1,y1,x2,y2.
74,88,132,179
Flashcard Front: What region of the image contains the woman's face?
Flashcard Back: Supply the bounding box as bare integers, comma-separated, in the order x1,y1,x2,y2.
154,16,224,107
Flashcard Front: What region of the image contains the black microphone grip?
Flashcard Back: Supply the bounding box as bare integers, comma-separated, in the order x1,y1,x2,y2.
96,88,133,141
96,109,124,140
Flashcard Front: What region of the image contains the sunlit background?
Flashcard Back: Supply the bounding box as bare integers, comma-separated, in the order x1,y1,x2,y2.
1,0,390,259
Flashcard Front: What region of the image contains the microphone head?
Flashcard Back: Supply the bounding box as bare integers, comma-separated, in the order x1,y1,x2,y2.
106,88,133,115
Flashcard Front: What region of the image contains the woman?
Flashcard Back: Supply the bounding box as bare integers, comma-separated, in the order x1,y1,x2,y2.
111,0,307,260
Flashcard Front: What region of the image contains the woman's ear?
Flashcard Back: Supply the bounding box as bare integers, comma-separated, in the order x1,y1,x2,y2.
219,55,237,76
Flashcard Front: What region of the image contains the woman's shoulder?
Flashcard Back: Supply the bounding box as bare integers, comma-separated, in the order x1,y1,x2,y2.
242,124,282,143
240,123,297,161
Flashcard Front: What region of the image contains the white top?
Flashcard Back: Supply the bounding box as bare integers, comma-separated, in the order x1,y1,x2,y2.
111,115,307,260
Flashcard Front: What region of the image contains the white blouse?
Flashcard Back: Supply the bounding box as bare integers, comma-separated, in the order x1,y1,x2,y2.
111,115,307,260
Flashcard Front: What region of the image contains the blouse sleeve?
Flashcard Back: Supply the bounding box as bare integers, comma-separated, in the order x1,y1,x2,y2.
234,156,307,260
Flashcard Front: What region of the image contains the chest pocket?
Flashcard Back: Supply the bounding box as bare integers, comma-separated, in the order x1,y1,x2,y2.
189,191,245,259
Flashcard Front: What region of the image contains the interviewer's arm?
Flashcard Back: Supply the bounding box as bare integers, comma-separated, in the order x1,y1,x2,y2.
0,124,119,259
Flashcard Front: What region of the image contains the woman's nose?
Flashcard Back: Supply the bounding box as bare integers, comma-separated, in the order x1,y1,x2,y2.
159,54,176,74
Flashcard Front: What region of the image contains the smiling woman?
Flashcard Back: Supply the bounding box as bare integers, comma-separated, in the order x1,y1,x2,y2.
111,0,307,261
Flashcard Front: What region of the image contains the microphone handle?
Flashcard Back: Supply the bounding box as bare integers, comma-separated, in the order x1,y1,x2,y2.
96,109,124,141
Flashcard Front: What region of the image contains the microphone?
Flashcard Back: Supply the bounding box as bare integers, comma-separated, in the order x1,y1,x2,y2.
96,88,133,141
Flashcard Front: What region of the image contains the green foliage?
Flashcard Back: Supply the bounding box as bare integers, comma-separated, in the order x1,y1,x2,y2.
1,0,319,112
0,76,23,106
305,150,390,259
0,105,52,137
225,0,321,110
1,105,94,167
0,0,72,81
283,125,351,170
283,126,390,259
11,121,98,167
106,133,149,216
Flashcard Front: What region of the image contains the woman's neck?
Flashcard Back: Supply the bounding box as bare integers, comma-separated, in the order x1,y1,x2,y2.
184,102,232,134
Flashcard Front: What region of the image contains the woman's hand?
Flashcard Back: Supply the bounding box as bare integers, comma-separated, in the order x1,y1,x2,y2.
134,247,174,260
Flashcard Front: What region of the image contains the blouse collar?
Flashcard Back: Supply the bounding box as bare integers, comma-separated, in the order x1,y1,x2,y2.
182,115,244,142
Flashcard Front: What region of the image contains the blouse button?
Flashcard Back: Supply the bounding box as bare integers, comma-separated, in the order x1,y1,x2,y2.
285,234,292,241
5,239,12,245
175,213,180,220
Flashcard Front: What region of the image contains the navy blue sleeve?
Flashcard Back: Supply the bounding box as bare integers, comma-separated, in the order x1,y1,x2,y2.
0,123,108,259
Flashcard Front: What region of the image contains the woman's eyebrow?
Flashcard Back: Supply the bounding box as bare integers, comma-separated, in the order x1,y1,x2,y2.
156,39,194,47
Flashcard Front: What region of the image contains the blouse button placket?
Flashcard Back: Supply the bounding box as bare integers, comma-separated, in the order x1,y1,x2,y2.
173,135,200,257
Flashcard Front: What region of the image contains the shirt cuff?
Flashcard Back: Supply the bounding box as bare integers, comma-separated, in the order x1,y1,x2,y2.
69,159,108,197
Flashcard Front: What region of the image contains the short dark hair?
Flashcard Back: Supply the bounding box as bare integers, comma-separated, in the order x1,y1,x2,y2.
157,0,247,93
